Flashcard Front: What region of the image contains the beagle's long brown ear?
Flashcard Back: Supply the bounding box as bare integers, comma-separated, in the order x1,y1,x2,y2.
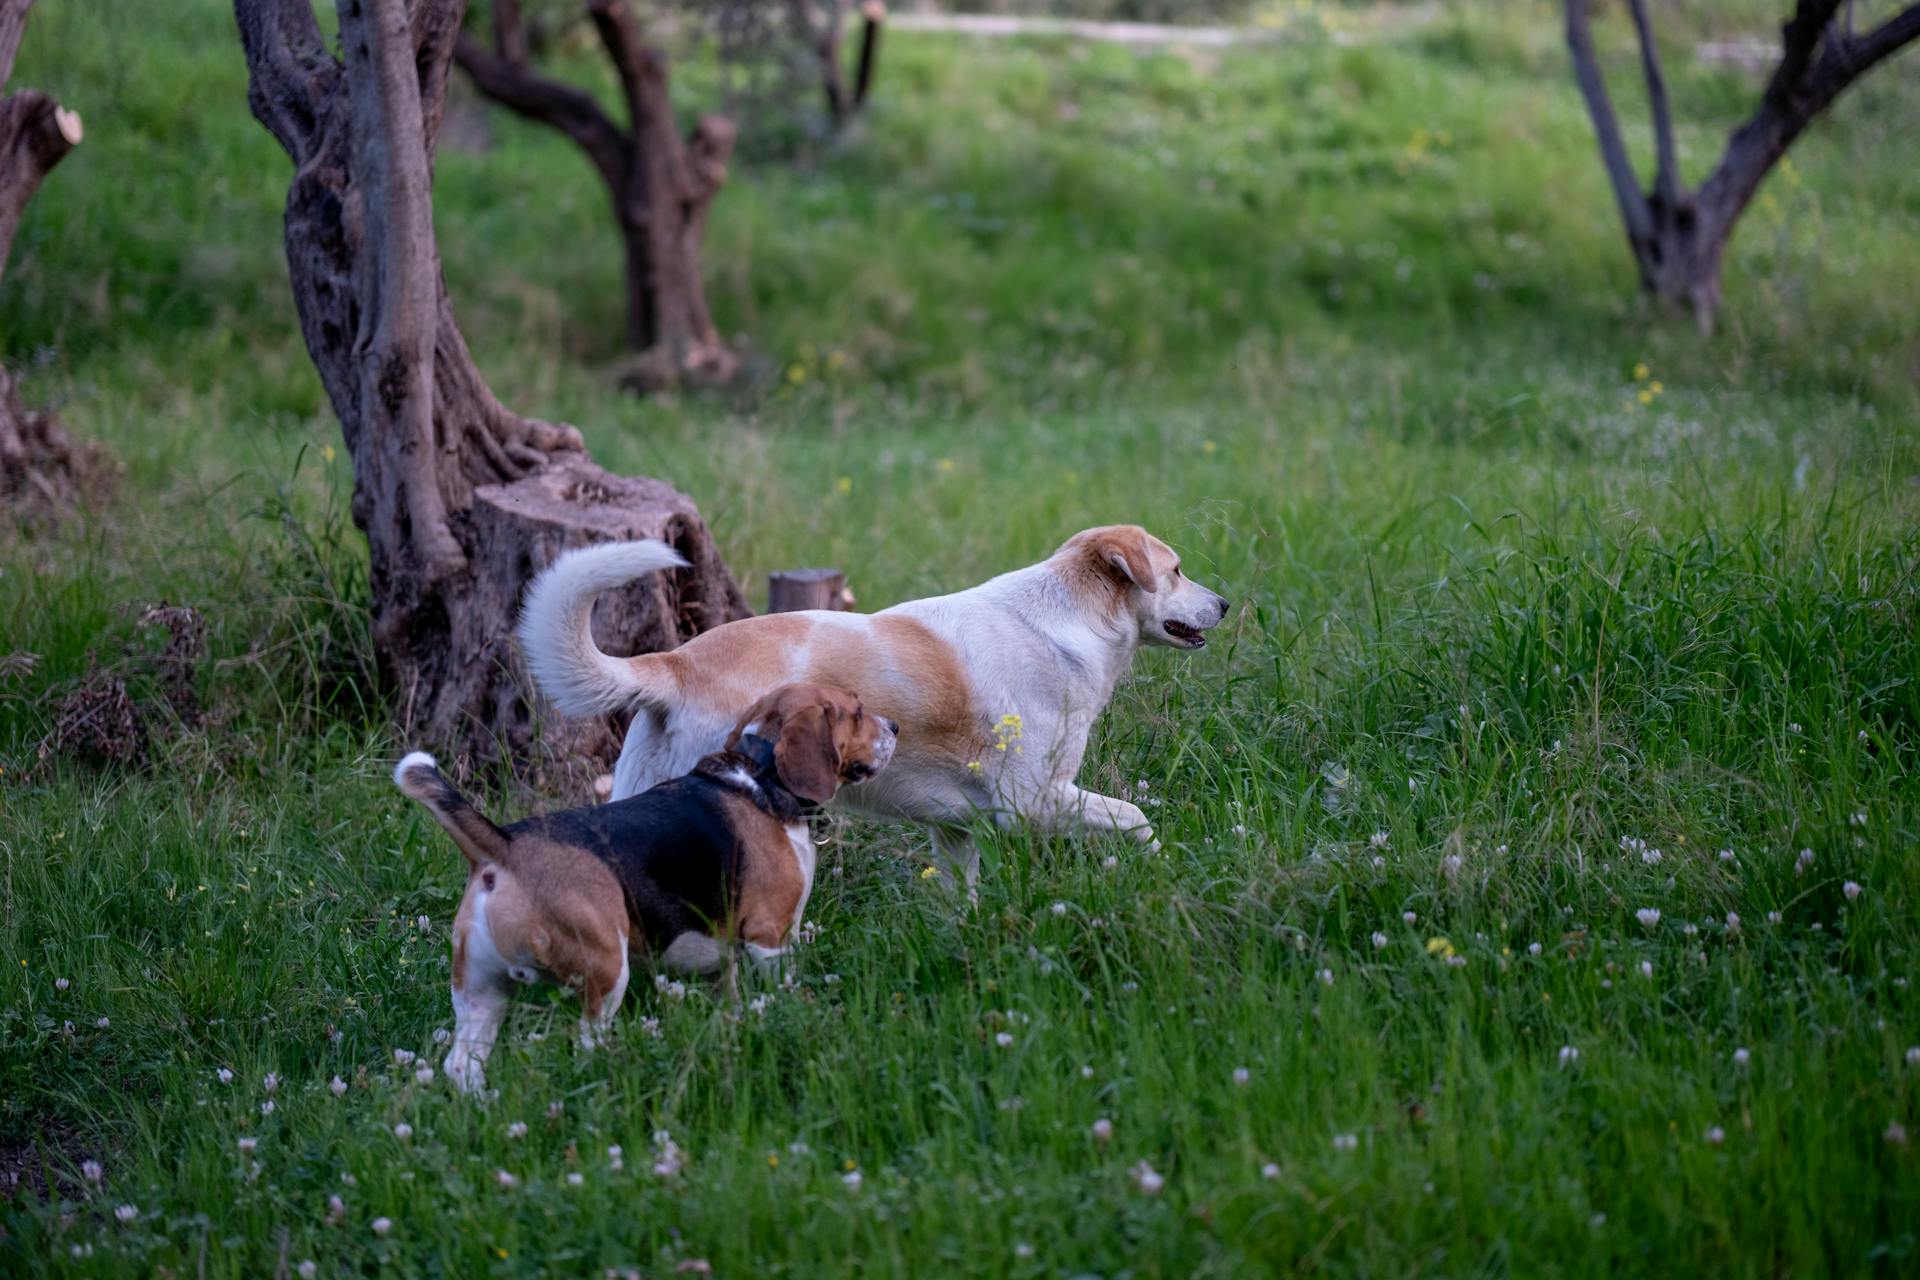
726,690,784,751
1097,528,1157,594
773,703,841,805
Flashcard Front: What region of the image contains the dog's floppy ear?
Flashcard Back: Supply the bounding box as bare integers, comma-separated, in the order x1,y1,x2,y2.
773,702,841,805
1096,527,1157,594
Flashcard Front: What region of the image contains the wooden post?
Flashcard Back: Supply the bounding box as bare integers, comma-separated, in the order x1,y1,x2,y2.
854,1,885,111
767,568,853,613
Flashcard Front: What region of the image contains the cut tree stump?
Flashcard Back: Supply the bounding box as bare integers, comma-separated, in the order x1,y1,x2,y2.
767,567,854,613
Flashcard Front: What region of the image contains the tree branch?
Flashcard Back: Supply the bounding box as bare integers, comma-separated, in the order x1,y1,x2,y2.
1762,0,1844,107
1818,2,1920,100
1564,0,1653,243
0,0,34,92
233,0,337,163
410,0,466,160
0,88,80,280
493,0,528,63
587,0,656,138
453,31,628,187
1624,0,1681,207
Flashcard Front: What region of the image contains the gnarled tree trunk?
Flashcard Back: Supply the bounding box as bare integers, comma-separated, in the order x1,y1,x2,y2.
1565,0,1920,332
235,0,749,780
455,0,739,391
1,0,106,524
786,0,886,127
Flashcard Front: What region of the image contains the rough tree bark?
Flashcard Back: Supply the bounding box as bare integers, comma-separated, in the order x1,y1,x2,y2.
455,1,739,390
766,567,853,613
1566,0,1920,332
1,0,107,523
235,0,750,777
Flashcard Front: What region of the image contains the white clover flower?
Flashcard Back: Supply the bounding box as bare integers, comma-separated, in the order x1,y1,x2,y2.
325,1194,345,1224
393,1123,412,1140
1767,911,1783,924
507,1122,527,1139
416,914,431,932
1718,849,1736,863
330,1075,347,1097
1014,1242,1034,1260
1843,881,1862,901
1642,847,1663,865
1725,912,1741,932
95,1017,110,1029
1705,1127,1724,1145
1794,849,1814,876
1369,832,1389,849
1558,1045,1579,1067
1403,911,1417,925
1331,1133,1358,1152
1904,1046,1920,1067
640,1017,661,1039
115,1204,138,1224
1091,1117,1114,1145
1733,1048,1751,1069
1129,1160,1164,1195
1527,942,1542,956
392,1049,415,1066
237,1137,258,1153
1442,854,1464,876
55,977,69,992
607,1144,624,1171
1233,1067,1250,1086
414,1066,434,1084
652,1132,685,1178
82,1159,103,1183
495,1169,518,1188
298,1261,317,1279
371,1216,391,1236
1445,954,1466,968
1849,811,1867,827
1261,1161,1281,1179
995,1031,1014,1048
842,1169,863,1192
1371,856,1386,870
1050,901,1068,917
260,1100,275,1116
1884,1122,1908,1147
1639,961,1653,979
432,1027,450,1044
1371,932,1389,949
1317,968,1334,986
749,994,771,1016
1079,1064,1095,1079
566,1171,584,1187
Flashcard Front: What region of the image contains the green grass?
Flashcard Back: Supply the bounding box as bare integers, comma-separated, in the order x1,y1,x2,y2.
4,0,1919,1274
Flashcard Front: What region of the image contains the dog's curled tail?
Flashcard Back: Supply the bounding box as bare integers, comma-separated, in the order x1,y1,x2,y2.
394,752,511,871
517,540,690,719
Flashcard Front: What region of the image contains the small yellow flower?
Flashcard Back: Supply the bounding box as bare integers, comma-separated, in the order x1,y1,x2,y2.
936,458,956,473
1633,362,1650,380
1202,440,1217,454
835,475,852,495
767,1154,779,1168
496,1248,509,1260
1425,936,1456,958
920,865,941,880
966,760,983,773
1648,380,1663,395
1637,390,1654,405
322,443,337,464
844,1159,858,1171
787,363,807,384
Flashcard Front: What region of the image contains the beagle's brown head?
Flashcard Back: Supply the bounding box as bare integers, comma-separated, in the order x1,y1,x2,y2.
1055,524,1232,650
725,682,900,805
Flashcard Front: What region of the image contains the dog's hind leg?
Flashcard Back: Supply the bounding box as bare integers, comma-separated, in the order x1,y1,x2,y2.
1028,784,1158,850
928,825,982,904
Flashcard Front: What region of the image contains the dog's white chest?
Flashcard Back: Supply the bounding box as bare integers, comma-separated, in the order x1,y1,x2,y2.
785,822,818,933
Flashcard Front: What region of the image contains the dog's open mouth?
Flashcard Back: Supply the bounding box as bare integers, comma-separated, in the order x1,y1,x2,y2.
1163,619,1206,649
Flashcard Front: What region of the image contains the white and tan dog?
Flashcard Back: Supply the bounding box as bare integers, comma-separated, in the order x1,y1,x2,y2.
518,526,1229,890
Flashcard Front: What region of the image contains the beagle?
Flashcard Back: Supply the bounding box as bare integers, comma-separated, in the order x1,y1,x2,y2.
395,682,898,1093
517,525,1229,894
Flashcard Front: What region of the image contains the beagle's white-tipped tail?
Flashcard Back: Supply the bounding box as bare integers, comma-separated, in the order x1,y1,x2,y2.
394,751,511,871
516,540,689,719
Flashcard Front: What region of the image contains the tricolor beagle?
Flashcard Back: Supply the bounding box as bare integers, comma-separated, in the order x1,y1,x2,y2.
517,525,1230,895
395,683,898,1093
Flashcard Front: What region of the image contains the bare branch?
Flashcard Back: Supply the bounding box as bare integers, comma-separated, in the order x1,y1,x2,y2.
0,0,35,92
454,32,627,186
1823,2,1920,92
1624,0,1682,207
1564,0,1653,243
493,0,528,63
1762,0,1844,107
587,0,656,138
411,0,466,158
0,89,79,280
233,0,338,162
855,0,886,111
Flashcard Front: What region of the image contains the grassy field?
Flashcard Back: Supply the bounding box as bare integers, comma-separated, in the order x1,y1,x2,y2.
4,0,1919,1274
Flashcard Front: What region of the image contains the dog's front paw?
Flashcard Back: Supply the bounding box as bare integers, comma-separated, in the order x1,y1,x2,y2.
445,1051,487,1096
